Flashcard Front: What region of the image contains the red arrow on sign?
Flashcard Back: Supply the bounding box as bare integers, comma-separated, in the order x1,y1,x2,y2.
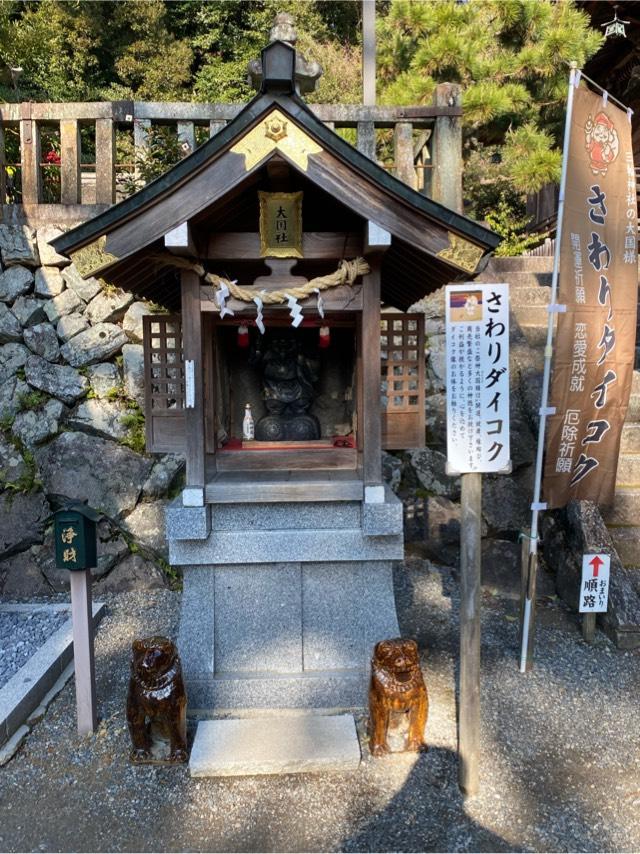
590,555,604,577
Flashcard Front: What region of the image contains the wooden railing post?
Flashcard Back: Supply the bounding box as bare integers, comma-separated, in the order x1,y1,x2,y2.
394,121,416,190
432,83,463,213
60,118,81,204
133,117,151,183
209,120,225,138
95,117,116,205
177,121,195,155
357,121,376,160
20,104,41,204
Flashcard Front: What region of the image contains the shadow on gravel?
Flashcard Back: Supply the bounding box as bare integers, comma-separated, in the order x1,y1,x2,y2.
340,747,515,853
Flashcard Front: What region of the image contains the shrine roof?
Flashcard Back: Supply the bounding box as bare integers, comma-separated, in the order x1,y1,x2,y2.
52,43,499,311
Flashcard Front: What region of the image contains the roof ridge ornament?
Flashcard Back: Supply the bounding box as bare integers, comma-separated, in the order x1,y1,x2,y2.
247,12,322,95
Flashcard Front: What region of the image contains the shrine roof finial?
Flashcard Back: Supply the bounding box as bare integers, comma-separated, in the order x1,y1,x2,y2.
247,12,322,96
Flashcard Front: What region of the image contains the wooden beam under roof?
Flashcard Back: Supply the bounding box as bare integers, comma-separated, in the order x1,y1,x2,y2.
206,231,362,260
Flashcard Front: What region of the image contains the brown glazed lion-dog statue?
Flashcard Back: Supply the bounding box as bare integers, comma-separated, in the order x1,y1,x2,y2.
126,636,188,764
369,638,428,756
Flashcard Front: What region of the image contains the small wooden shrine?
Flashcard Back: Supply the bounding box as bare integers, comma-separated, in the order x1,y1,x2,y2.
54,38,498,713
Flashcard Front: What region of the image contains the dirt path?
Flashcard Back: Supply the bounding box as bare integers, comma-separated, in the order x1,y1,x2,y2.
0,560,638,852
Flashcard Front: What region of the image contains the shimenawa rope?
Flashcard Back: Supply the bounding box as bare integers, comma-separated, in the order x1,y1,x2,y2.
153,252,369,305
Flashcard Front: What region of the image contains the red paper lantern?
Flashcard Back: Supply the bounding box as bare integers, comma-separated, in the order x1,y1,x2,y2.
238,324,249,348
319,325,330,349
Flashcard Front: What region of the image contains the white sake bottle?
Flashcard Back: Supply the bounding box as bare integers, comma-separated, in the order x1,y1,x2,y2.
242,403,255,440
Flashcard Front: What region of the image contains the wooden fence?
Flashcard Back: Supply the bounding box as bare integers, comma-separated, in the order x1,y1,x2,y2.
0,84,462,224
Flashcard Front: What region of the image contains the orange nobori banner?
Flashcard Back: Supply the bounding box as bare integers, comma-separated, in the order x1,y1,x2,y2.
544,86,638,508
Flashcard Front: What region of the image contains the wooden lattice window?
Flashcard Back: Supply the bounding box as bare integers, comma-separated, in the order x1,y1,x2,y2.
143,314,186,453
381,313,425,449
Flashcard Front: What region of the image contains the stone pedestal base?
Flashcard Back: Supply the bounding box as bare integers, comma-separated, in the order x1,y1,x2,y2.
178,560,399,713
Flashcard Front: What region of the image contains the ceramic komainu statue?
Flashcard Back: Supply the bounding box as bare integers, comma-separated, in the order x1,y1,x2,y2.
126,636,188,764
368,638,428,756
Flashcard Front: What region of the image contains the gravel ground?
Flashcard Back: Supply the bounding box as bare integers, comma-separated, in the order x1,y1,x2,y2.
0,560,639,853
0,608,70,689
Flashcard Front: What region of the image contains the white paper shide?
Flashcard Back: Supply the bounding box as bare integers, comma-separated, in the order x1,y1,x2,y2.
445,283,510,473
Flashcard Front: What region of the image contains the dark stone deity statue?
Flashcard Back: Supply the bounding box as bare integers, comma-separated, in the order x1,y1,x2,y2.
250,335,321,441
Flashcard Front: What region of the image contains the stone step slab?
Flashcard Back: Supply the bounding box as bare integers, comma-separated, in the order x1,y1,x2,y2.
507,287,551,307
615,454,640,486
621,423,640,452
189,714,361,778
603,489,640,526
477,271,552,289
608,526,640,567
627,394,640,422
485,256,554,272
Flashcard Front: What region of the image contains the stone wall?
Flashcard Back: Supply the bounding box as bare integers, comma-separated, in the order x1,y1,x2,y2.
0,224,182,597
0,226,548,600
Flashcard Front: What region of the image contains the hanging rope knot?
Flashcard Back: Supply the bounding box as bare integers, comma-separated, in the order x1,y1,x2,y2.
194,263,206,278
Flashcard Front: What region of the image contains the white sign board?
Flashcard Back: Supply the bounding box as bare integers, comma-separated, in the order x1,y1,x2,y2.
579,553,610,613
445,283,510,473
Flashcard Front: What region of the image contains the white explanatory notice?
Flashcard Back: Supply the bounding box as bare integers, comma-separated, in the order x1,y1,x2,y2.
445,283,510,474
579,553,611,613
184,359,195,409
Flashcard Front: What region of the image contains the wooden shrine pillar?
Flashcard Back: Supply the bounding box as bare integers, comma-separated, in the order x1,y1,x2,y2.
181,269,206,503
362,254,383,494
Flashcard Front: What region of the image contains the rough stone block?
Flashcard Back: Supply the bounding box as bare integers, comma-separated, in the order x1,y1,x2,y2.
120,500,168,559
0,304,22,343
122,301,151,342
214,564,302,674
122,343,144,405
25,355,88,404
60,323,128,367
44,288,83,324
0,491,49,559
0,343,30,381
11,296,46,328
34,267,65,298
0,375,29,419
87,362,119,398
0,265,34,303
0,226,39,268
36,226,68,267
67,398,128,441
11,398,65,447
35,432,153,518
23,322,60,362
62,264,101,303
56,313,90,343
166,499,211,540
189,715,360,777
85,288,133,324
362,488,403,536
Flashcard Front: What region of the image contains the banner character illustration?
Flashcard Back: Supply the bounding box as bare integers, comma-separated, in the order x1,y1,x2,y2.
584,111,619,176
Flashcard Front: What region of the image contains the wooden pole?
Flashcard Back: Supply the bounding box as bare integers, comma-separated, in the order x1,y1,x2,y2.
458,471,482,796
582,612,596,643
69,570,97,735
362,0,376,107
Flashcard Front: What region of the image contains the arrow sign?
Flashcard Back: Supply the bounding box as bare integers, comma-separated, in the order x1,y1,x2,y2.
580,554,610,613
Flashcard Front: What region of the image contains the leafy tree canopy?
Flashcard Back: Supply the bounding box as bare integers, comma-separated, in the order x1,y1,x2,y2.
0,0,605,220
377,0,604,214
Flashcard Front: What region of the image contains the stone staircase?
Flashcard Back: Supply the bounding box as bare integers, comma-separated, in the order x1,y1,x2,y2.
477,255,640,569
